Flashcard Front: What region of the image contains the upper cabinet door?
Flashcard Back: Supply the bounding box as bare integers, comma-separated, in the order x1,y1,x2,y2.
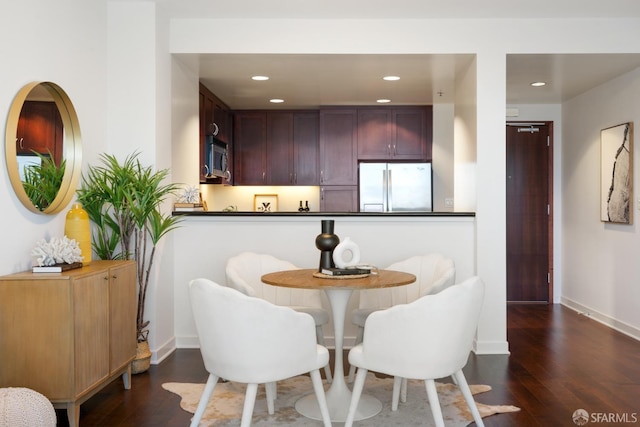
17,101,63,165
236,111,319,186
319,109,358,186
392,107,432,160
266,112,294,185
357,106,432,161
292,112,319,185
357,109,392,159
234,112,267,185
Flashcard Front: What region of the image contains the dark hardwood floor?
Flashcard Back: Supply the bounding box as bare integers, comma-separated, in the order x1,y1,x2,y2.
66,304,640,426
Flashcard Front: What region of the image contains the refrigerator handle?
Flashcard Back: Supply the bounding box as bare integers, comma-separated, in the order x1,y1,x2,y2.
388,169,393,211
382,169,388,211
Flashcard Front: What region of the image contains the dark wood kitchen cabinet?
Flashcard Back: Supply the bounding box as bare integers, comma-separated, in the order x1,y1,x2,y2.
234,112,266,185
319,109,358,185
357,106,432,161
199,83,232,184
318,109,358,212
320,185,358,212
16,100,63,166
291,112,319,185
234,111,319,185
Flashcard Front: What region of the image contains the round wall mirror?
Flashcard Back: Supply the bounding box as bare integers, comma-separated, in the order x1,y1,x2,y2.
5,82,82,214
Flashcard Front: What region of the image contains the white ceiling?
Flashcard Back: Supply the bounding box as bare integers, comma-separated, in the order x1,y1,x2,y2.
161,0,640,109
159,0,640,20
197,53,640,110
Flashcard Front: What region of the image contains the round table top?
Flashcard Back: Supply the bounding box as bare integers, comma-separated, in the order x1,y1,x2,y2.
261,268,416,291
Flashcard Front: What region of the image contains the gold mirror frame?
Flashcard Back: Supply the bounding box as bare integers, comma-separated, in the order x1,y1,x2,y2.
5,82,82,214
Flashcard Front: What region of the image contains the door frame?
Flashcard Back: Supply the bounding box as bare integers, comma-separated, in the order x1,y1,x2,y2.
506,121,554,303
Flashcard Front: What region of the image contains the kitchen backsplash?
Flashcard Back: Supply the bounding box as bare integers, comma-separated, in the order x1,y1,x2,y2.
200,185,321,212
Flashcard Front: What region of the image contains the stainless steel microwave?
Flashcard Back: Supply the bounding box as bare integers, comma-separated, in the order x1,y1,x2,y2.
204,135,230,179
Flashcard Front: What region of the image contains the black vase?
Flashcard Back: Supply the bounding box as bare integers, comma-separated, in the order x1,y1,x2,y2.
315,219,340,271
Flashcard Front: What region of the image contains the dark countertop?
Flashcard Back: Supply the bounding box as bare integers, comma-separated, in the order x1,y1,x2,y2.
172,211,475,217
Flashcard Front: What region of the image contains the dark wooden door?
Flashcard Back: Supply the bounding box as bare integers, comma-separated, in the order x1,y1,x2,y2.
506,122,553,302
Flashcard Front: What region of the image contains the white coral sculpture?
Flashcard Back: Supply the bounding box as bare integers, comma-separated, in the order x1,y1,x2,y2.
176,185,201,203
31,236,84,266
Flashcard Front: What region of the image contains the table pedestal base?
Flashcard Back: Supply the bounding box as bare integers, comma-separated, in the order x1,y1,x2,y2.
295,383,382,422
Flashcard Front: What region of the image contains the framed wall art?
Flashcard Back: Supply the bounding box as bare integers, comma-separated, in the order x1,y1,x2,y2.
254,194,278,212
600,122,633,224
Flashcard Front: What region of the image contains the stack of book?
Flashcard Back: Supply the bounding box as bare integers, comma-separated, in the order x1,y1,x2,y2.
32,262,83,273
173,202,206,212
321,267,372,276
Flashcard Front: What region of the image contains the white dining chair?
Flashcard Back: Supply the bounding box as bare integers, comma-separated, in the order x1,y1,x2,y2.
225,251,333,382
188,278,332,427
348,253,456,390
344,276,486,427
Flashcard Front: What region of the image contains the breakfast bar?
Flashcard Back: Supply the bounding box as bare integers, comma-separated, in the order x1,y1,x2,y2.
171,212,476,355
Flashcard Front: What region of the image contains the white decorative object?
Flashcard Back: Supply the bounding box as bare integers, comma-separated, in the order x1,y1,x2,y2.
332,237,361,268
177,185,201,203
0,387,56,427
30,236,83,267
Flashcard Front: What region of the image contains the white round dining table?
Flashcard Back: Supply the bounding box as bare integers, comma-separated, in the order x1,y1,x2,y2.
261,268,416,422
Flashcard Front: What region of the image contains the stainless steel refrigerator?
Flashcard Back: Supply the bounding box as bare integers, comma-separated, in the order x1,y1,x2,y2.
359,162,432,212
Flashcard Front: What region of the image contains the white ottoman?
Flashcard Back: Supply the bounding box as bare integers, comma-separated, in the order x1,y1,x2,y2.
0,387,56,427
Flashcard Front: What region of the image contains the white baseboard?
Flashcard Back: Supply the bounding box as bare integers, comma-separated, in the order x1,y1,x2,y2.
474,339,510,355
151,337,177,365
561,297,640,341
175,335,201,349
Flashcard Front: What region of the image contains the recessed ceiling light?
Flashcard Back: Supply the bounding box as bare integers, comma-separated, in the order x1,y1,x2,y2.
531,81,546,87
252,75,269,81
377,99,391,104
270,98,284,103
383,76,400,81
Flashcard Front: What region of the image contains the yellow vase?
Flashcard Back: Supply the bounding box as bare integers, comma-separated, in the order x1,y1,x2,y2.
65,202,92,265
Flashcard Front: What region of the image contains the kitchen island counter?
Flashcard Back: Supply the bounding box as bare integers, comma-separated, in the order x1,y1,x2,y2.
171,212,476,355
173,211,475,217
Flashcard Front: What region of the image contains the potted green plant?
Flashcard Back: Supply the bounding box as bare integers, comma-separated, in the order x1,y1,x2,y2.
76,152,182,373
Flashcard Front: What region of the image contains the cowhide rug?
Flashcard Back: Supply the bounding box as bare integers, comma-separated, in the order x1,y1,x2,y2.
163,373,519,426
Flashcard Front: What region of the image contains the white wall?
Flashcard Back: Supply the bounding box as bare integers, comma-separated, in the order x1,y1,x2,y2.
561,67,640,340
432,103,455,212
0,1,109,274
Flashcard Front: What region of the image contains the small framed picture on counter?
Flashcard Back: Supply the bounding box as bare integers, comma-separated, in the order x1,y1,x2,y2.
254,194,278,212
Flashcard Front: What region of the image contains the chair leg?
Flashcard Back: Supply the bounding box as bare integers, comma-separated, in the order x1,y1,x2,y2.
265,382,276,415
391,376,403,411
453,370,485,427
310,369,332,427
347,325,364,383
425,379,445,427
316,325,332,383
240,383,259,427
345,367,368,427
401,377,408,403
190,374,218,427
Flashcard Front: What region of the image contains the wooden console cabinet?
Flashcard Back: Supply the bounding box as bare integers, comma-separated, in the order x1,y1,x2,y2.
0,260,136,427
